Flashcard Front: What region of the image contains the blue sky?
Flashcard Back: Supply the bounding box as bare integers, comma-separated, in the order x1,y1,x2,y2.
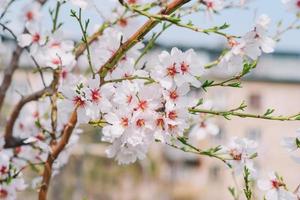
5,0,300,52
157,0,300,52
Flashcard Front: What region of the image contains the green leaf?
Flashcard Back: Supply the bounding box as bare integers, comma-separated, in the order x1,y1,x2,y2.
296,138,300,148
202,80,214,90
219,23,230,30
228,187,236,198
263,108,275,116
228,82,241,88
195,98,204,107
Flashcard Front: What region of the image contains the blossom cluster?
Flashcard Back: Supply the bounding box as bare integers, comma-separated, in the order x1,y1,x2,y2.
219,14,276,74
0,0,299,199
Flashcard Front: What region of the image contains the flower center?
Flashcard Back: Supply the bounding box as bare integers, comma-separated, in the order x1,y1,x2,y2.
32,111,39,118
26,11,34,21
228,38,239,47
91,89,101,102
200,121,207,128
61,69,68,79
167,64,178,77
169,90,178,100
168,124,177,131
180,62,189,74
297,0,300,8
51,42,61,48
121,117,129,127
32,33,41,43
15,146,22,154
207,2,214,9
19,123,24,130
136,119,145,127
73,96,85,107
52,58,61,65
230,149,242,160
137,100,148,111
0,189,8,198
127,95,133,104
0,166,7,174
168,111,177,120
271,180,284,189
128,0,137,4
118,18,128,27
156,118,165,129
36,133,45,141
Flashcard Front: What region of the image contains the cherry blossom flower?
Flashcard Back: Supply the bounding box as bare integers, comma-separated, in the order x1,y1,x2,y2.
43,33,76,69
218,44,244,74
243,14,276,59
108,5,142,38
258,172,297,200
112,80,140,109
0,178,27,200
60,79,89,124
107,58,148,81
164,101,189,136
281,129,300,163
189,117,219,144
0,153,10,180
152,47,204,89
102,108,132,143
21,1,42,25
84,76,115,119
18,23,46,54
223,137,257,174
162,82,190,107
105,136,150,165
89,28,142,72
203,0,225,12
219,14,275,74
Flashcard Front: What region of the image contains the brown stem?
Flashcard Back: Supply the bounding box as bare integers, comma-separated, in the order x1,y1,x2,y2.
3,87,52,148
3,70,60,149
0,46,23,112
98,0,191,82
49,70,60,141
38,108,78,200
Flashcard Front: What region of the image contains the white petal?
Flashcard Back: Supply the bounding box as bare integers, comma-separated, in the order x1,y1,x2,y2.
257,180,272,191
261,37,276,53
18,34,32,47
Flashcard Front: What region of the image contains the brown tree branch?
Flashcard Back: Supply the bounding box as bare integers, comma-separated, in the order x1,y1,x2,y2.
38,108,78,200
0,46,23,112
3,70,60,149
3,87,52,148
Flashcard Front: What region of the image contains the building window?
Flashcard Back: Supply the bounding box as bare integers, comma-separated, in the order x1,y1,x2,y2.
214,125,226,141
209,165,221,181
245,128,261,141
249,93,262,110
